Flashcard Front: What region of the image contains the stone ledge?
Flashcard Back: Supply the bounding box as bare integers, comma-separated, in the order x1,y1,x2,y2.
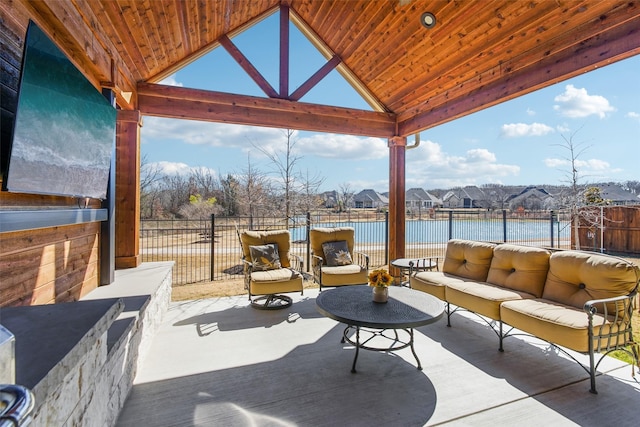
2,261,173,427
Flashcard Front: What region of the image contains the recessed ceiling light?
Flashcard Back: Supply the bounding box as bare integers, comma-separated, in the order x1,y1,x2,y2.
421,12,436,29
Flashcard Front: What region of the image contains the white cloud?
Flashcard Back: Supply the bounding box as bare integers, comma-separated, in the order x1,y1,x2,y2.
406,140,520,188
626,111,640,121
526,108,536,116
297,133,388,160
553,84,615,118
141,118,285,148
148,161,217,177
500,122,554,138
544,157,610,171
159,74,183,87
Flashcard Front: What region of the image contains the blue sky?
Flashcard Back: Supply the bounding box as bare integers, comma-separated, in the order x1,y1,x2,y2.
141,14,639,193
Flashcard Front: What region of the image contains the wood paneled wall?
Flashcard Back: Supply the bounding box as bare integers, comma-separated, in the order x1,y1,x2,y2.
0,1,101,307
0,222,100,307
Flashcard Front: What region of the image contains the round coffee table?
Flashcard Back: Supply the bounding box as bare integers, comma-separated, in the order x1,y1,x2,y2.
316,285,444,372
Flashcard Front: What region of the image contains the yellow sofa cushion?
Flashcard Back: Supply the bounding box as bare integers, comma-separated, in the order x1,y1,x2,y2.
500,298,627,353
241,230,292,268
318,264,368,286
442,239,496,281
486,244,550,298
446,280,535,320
410,271,476,300
542,251,639,314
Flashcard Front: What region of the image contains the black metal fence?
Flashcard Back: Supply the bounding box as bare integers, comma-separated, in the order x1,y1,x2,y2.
140,209,571,285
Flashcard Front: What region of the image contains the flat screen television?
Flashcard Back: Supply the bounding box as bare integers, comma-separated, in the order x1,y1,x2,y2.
3,20,116,199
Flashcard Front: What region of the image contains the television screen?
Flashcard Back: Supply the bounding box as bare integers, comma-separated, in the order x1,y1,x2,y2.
4,21,115,199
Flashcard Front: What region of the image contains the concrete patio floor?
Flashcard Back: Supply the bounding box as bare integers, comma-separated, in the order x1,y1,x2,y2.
116,288,640,426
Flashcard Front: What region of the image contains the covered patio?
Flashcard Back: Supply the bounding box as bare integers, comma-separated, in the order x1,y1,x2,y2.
1,1,640,425
114,283,639,426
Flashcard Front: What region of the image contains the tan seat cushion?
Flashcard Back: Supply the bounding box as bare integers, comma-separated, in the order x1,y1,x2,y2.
319,264,368,286
500,298,626,353
486,244,550,298
410,271,468,300
446,280,535,320
250,268,303,295
442,239,496,281
542,251,640,314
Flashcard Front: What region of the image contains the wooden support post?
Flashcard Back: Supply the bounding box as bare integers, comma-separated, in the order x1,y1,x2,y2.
115,110,142,269
388,136,406,282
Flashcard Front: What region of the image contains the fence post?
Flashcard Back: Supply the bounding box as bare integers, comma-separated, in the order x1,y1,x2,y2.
384,211,389,265
210,214,215,281
502,209,507,242
306,212,311,272
550,210,555,248
448,210,453,240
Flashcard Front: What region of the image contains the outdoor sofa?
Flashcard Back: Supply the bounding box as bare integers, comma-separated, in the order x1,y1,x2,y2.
410,239,640,393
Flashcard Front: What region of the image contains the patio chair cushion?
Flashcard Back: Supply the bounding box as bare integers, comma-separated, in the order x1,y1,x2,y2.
442,239,496,281
486,244,550,298
249,243,282,271
322,240,353,266
310,227,356,265
319,265,368,286
445,280,536,321
411,271,477,300
249,268,303,295
542,251,639,315
500,298,625,352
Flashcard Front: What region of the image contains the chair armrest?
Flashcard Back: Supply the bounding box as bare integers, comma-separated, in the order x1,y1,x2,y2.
312,255,324,278
241,258,254,290
583,291,637,351
353,251,369,270
288,253,304,272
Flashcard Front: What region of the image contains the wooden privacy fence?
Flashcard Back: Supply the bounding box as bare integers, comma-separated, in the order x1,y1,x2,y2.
574,205,640,255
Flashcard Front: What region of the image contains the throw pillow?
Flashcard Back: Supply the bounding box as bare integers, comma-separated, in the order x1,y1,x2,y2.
249,244,282,270
322,240,352,266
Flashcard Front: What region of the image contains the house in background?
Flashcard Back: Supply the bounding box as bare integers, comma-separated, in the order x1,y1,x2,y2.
320,190,339,209
406,188,442,213
442,186,489,208
507,187,556,211
354,189,388,209
593,183,640,206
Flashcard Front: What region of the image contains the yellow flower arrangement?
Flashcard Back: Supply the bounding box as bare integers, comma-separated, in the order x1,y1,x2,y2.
368,268,393,287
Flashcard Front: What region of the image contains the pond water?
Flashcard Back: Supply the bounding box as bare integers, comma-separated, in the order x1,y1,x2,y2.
290,219,571,245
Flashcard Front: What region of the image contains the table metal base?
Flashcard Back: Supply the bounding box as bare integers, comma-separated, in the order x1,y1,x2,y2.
341,325,422,373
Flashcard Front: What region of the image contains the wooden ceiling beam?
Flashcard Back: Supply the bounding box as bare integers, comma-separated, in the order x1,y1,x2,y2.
398,16,640,137
219,34,279,98
137,83,396,137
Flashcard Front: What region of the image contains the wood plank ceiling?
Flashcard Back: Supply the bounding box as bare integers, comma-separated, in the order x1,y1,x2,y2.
26,0,640,137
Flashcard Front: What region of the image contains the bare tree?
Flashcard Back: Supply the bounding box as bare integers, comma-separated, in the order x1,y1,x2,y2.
298,169,325,214
219,174,240,216
140,154,165,218
236,154,273,223
553,128,591,250
252,129,302,223
338,182,353,212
